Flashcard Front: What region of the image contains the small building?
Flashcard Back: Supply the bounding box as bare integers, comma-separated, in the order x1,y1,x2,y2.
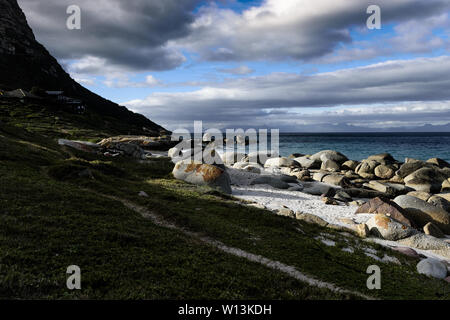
2,89,41,102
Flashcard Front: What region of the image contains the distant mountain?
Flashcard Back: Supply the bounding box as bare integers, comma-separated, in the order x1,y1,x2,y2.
0,0,167,135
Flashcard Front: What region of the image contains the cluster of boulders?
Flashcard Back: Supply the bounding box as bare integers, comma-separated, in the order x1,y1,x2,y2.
170,146,450,279
58,135,175,159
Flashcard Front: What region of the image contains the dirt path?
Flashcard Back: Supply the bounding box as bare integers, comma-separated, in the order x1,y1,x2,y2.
100,193,375,300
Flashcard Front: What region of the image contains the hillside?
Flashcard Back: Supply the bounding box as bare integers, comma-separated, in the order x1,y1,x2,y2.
0,0,166,136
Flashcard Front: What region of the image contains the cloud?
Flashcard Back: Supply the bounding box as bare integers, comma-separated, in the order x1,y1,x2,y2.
124,56,450,130
174,0,450,62
18,0,200,72
218,65,254,75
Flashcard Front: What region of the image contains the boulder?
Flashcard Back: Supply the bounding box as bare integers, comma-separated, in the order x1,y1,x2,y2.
374,165,395,179
366,214,415,241
367,153,397,164
58,139,100,153
426,158,450,168
334,190,352,202
295,212,328,227
310,150,348,164
250,176,291,189
404,167,450,193
345,188,387,199
356,223,370,238
407,191,432,202
293,156,321,169
322,174,349,187
321,159,340,172
423,222,445,238
172,161,232,194
417,258,448,279
277,207,295,218
289,169,311,181
396,160,431,178
427,195,450,213
264,157,300,168
442,178,450,192
436,193,450,202
302,182,336,196
398,233,450,250
355,197,412,226
394,195,450,233
342,160,359,171
103,142,146,159
355,160,379,179
363,181,396,196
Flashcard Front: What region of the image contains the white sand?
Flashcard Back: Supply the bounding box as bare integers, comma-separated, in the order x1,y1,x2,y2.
227,166,450,263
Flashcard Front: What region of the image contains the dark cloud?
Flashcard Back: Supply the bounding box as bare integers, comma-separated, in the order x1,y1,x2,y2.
125,56,450,130
18,0,201,71
178,0,450,62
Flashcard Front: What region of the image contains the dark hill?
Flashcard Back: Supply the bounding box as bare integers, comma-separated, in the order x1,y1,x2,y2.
0,0,167,135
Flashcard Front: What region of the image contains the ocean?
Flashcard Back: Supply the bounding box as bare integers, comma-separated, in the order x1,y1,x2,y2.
277,132,450,162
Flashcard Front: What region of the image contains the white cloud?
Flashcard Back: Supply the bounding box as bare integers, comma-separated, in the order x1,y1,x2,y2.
124,56,450,130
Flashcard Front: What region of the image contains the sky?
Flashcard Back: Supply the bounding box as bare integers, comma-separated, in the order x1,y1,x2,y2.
17,0,450,132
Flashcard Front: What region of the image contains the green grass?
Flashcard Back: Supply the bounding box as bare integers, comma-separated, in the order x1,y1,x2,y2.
0,101,449,299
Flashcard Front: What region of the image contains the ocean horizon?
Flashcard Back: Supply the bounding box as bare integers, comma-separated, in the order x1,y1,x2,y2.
276,132,450,162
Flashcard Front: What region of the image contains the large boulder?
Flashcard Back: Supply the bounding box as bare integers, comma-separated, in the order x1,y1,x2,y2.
367,153,397,164
374,164,395,179
407,191,432,202
100,141,145,159
341,160,359,171
394,195,450,233
310,150,348,164
426,158,450,168
293,156,321,169
427,195,450,213
366,214,416,241
396,160,432,178
442,178,450,192
321,159,340,172
172,161,232,194
423,222,445,238
417,258,448,279
398,233,450,250
264,157,300,168
322,174,349,187
355,160,379,179
404,167,450,193
58,139,100,153
355,197,412,226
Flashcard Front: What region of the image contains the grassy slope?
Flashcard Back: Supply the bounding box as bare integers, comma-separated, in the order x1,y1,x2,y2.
0,101,449,299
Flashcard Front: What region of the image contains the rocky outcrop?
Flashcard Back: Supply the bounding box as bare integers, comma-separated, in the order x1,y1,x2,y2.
355,197,412,226
172,161,232,194
394,195,450,233
404,167,450,193
417,258,448,279
366,214,415,241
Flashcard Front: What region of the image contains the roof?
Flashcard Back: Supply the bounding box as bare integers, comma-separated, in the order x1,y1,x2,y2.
46,91,64,95
3,89,41,99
